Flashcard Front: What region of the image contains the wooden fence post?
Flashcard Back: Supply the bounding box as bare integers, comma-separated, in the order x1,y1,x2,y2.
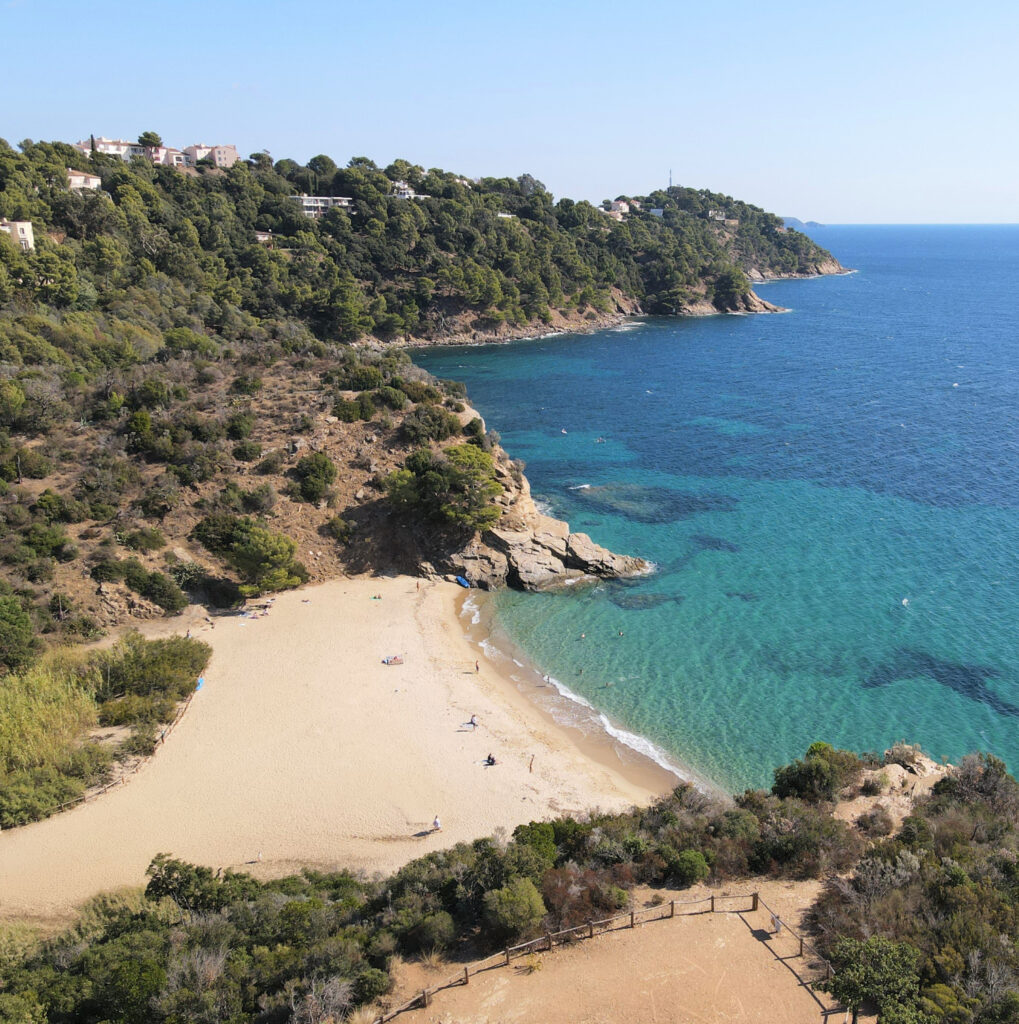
630,909,635,928
799,937,804,957
670,900,675,918
545,931,552,951
463,967,469,986
588,920,594,938
751,892,758,911
504,948,510,966
421,989,429,1008
710,895,715,912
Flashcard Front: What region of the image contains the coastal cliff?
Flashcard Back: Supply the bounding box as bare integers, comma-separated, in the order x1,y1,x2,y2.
439,442,648,590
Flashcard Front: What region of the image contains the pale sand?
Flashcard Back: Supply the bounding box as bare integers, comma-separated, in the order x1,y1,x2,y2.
0,576,674,925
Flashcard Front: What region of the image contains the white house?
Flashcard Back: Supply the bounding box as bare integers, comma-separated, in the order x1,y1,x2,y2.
0,220,34,251
254,230,273,245
289,195,355,219
149,146,187,167
609,200,629,215
392,180,428,200
67,168,102,191
73,137,144,160
183,144,240,168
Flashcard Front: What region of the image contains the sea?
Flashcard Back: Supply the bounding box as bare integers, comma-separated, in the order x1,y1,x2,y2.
413,226,1019,794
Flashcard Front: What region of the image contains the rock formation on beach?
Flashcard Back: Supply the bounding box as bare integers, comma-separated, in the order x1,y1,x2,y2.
442,459,648,590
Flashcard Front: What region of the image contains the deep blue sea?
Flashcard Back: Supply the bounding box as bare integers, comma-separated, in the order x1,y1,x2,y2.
414,226,1019,793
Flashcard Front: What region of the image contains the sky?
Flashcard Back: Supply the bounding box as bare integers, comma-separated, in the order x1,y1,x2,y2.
3,0,1018,223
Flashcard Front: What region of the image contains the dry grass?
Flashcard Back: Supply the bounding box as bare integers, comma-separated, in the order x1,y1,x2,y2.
0,652,98,773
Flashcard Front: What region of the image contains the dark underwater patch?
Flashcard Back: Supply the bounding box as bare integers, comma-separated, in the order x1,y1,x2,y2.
573,483,738,524
725,591,759,602
608,592,684,611
692,534,741,553
862,649,1019,718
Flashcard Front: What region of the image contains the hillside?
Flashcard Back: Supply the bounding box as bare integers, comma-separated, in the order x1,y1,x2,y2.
0,137,843,666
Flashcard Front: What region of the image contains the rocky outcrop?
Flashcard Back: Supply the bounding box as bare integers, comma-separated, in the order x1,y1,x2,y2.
438,437,650,591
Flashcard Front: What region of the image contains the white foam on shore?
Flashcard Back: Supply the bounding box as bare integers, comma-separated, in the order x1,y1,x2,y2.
464,591,707,793
569,483,592,490
598,715,687,781
462,595,482,626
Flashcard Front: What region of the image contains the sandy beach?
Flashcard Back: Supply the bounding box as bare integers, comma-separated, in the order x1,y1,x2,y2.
0,576,675,926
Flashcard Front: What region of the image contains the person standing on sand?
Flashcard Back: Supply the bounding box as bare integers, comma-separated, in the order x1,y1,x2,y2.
475,660,480,672
433,816,441,832
469,714,478,729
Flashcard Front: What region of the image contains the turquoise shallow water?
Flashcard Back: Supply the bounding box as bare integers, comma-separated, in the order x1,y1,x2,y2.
414,227,1019,792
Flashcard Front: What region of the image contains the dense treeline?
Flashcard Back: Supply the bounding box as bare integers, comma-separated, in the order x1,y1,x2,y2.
0,138,833,350
5,744,1018,1023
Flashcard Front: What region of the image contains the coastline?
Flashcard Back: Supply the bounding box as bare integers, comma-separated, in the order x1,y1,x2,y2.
459,588,724,799
0,575,672,926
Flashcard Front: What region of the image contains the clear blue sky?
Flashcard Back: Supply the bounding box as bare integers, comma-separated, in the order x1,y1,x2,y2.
3,0,1017,222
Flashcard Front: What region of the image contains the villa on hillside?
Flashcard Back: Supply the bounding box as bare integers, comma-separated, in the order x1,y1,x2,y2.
67,168,102,190
392,180,429,200
289,195,355,219
183,144,240,168
0,219,35,251
71,137,237,169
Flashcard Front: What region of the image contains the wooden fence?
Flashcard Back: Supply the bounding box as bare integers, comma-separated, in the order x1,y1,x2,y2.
372,889,833,1024
755,894,834,981
43,689,197,817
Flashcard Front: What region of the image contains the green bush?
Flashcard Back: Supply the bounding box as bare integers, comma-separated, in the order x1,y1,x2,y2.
482,877,546,941
668,849,710,886
232,440,262,462
772,742,862,803
323,516,352,543
399,404,461,444
122,527,166,552
294,452,337,503
225,411,255,439
255,450,285,475
0,596,38,673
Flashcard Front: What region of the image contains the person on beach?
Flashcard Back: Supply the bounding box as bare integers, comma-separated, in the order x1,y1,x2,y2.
475,660,480,672
432,816,441,832
484,753,497,766
469,714,478,729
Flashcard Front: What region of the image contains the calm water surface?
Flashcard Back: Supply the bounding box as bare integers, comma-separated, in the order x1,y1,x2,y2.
414,227,1019,791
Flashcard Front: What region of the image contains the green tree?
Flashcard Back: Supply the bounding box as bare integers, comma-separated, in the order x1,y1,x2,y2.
820,937,922,1024
137,131,162,148
227,525,304,595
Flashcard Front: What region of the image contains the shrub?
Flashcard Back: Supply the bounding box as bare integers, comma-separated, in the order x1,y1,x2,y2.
232,440,262,462
482,877,546,942
255,450,285,475
332,398,360,423
192,512,252,555
772,742,862,803
399,404,461,444
225,411,255,439
122,527,166,553
374,386,407,410
230,374,262,395
668,849,710,887
345,365,384,391
323,516,352,543
0,596,38,673
294,452,337,503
